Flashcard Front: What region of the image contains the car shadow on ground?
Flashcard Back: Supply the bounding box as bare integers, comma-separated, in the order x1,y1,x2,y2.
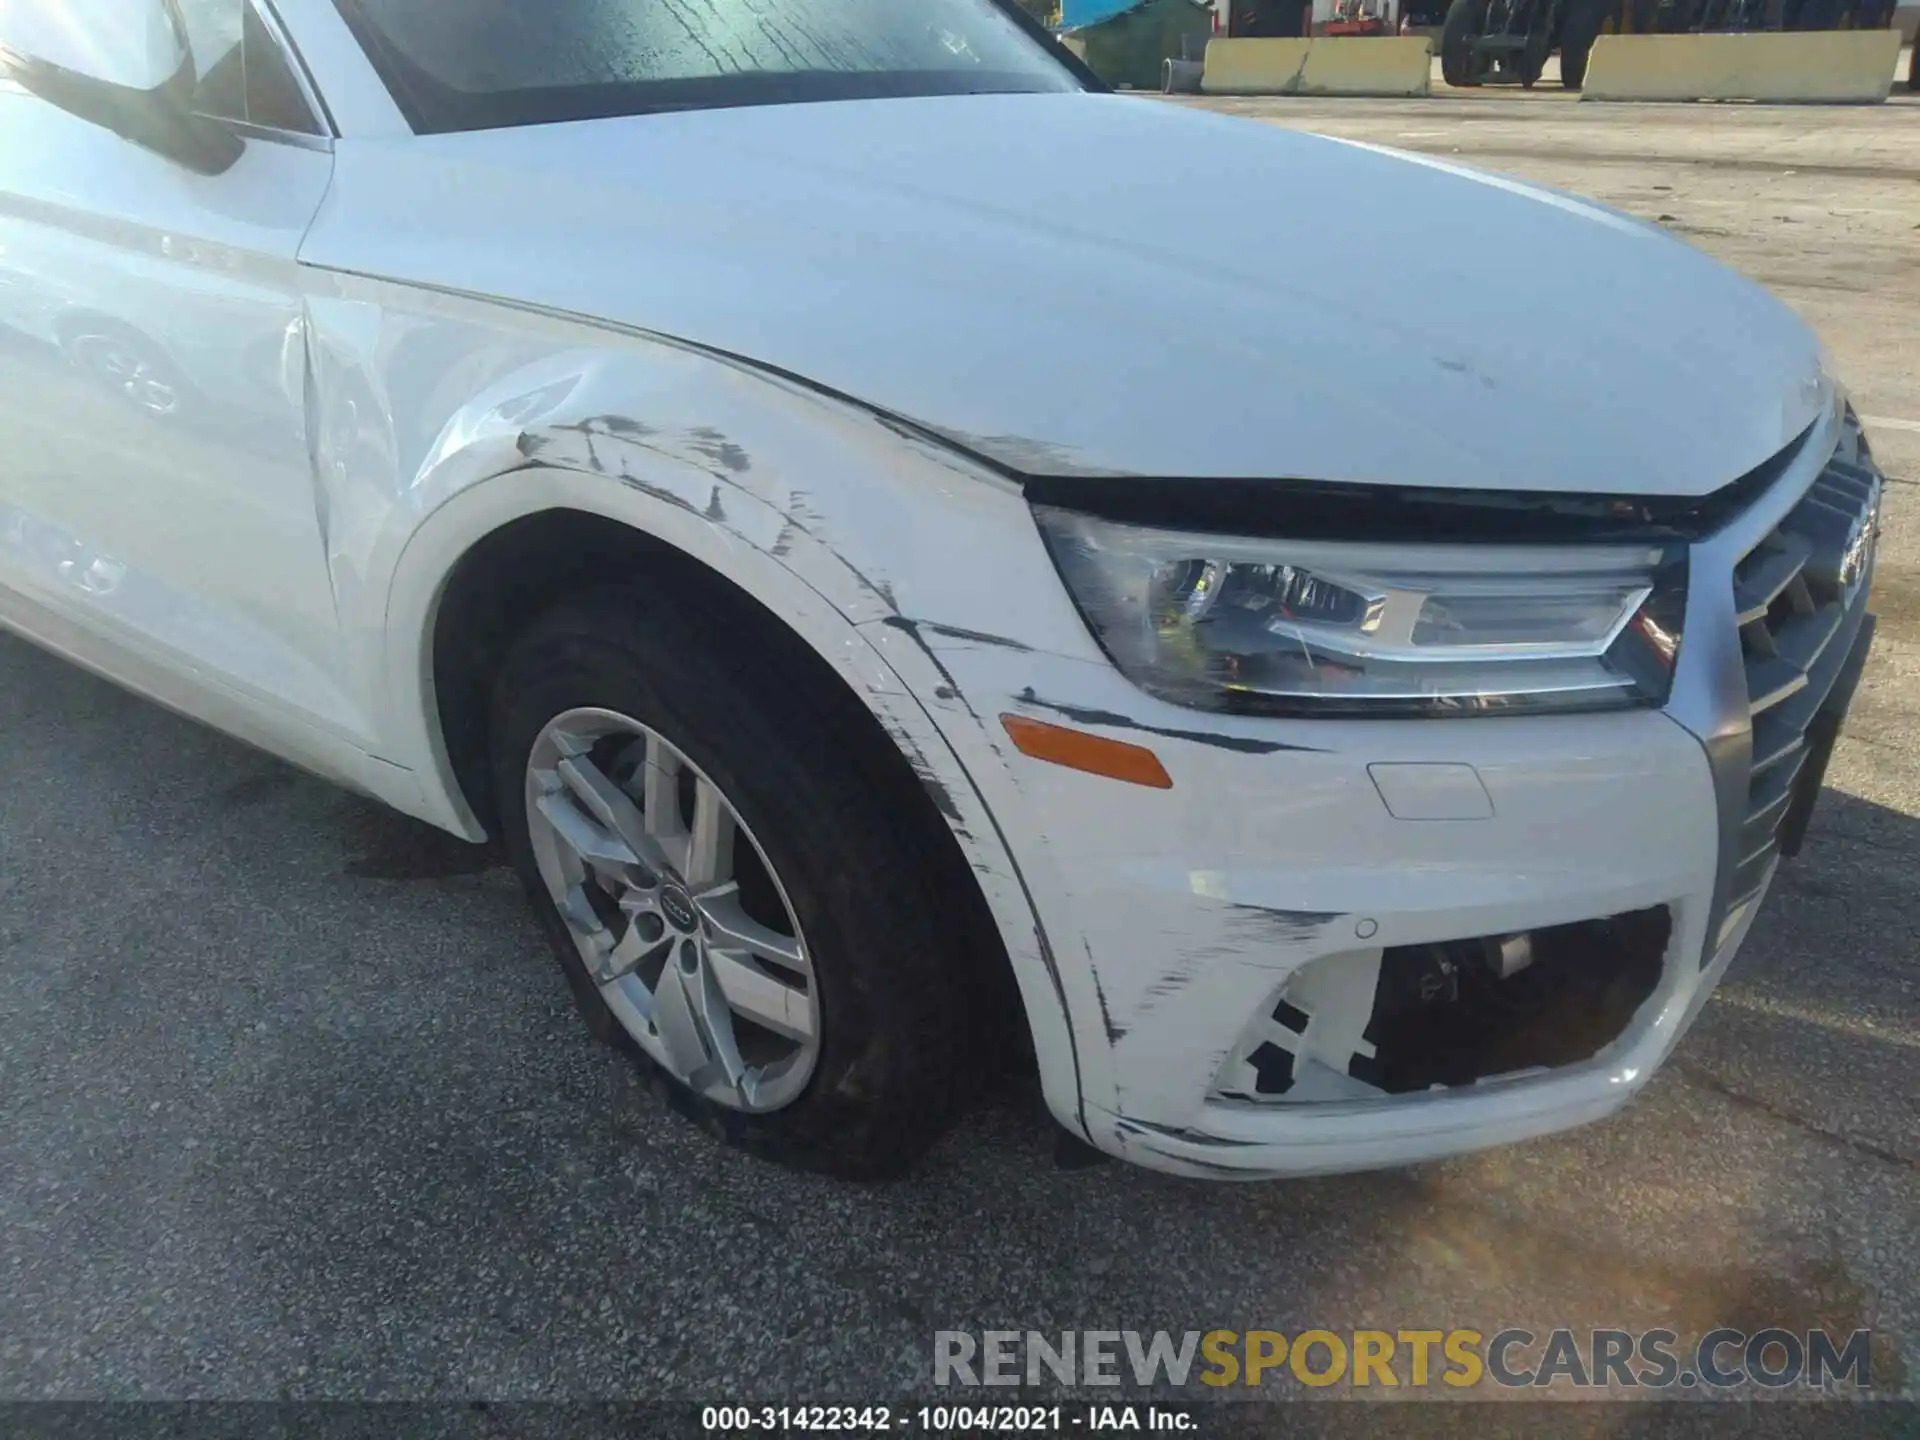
1,629,1914,1401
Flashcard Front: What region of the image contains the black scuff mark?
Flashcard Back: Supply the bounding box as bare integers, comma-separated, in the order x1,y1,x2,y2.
832,554,899,617
880,618,983,725
515,432,552,458
615,473,707,521
1434,357,1496,390
552,416,751,496
1090,963,1126,1045
688,425,752,474
1170,1155,1259,1177
592,414,656,437
1030,926,1074,1063
934,685,958,701
566,420,610,473
916,621,1033,653
860,624,1091,1142
762,489,897,617
1015,689,1321,756
1137,952,1209,1007
1229,903,1346,943
704,487,726,522
917,769,965,825
1113,1116,1263,1150
876,709,970,843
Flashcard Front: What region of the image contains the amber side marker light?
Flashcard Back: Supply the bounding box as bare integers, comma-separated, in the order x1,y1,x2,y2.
999,714,1173,790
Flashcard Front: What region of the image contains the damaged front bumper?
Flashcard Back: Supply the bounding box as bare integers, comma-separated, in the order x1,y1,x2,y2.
868,404,1880,1181
1099,894,1765,1180
968,658,1734,1179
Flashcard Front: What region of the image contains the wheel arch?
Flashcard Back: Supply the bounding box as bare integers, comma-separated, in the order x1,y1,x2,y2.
379,459,1086,1124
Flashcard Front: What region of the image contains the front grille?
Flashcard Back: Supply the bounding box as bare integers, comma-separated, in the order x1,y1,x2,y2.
1725,428,1881,914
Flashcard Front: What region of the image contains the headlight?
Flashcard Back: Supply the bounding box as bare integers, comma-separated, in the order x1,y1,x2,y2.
1033,507,1687,718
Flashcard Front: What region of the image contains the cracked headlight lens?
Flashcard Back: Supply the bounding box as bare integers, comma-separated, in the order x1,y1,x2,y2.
1034,506,1687,717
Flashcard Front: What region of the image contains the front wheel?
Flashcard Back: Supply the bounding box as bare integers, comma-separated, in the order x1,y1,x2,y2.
1441,0,1493,84
490,586,982,1178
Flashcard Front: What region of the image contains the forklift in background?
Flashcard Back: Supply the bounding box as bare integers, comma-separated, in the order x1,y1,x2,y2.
1440,0,1900,90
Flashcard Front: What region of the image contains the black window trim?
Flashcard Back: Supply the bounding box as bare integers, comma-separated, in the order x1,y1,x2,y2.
258,0,339,136
186,0,337,146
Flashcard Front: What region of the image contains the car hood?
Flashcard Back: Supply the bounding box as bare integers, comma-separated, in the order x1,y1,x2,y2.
308,93,1829,498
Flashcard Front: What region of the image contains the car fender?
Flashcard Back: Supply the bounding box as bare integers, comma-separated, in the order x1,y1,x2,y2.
367,350,1100,1131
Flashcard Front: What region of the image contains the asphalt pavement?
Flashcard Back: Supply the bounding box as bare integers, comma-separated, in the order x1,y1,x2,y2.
2,94,1917,1413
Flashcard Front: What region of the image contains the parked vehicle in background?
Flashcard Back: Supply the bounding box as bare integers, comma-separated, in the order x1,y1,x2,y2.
0,0,1884,1180
1443,0,1902,89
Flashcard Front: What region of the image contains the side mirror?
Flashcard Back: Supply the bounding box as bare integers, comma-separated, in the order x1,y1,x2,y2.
0,0,243,174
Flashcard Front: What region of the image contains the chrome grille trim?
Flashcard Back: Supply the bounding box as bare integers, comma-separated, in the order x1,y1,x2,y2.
1723,421,1880,915
1661,394,1880,964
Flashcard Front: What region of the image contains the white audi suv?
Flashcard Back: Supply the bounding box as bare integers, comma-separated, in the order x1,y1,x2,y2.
0,0,1883,1178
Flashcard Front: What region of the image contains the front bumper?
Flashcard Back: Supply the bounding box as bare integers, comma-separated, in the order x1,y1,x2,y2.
1099,887,1769,1180
907,402,1881,1180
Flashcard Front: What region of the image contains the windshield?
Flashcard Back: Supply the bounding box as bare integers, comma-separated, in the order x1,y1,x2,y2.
332,0,1087,134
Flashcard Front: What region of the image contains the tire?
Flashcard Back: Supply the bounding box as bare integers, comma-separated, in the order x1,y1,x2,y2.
490,585,981,1180
1559,0,1611,88
1441,0,1491,84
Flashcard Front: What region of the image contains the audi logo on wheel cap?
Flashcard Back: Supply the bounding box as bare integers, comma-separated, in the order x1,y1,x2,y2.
660,885,699,933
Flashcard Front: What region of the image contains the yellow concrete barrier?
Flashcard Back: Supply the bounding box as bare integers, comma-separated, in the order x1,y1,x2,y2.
1201,36,1433,97
1582,32,1901,104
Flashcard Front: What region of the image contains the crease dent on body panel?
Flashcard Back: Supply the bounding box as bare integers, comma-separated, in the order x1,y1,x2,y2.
299,308,343,621
1013,688,1323,757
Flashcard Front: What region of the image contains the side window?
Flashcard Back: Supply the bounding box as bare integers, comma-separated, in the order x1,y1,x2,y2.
177,0,323,136
178,0,245,121
241,5,323,134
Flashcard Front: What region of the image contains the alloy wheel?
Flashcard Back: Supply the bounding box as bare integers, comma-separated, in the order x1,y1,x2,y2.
523,707,820,1113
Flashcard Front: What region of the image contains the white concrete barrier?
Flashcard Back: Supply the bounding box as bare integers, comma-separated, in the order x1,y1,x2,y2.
1201,36,1433,97
1582,32,1902,104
